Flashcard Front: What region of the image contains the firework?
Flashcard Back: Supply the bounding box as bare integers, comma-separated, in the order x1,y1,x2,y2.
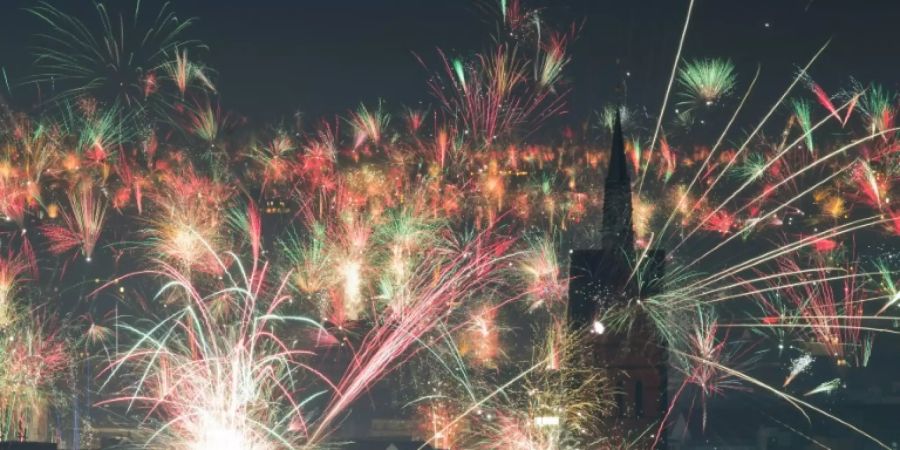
520,236,566,311
423,44,566,144
29,1,205,110
163,48,216,97
184,100,231,146
41,182,107,262
535,31,572,90
784,354,813,387
676,58,737,110
99,240,325,449
148,170,233,275
423,327,612,449
0,250,29,327
853,160,884,209
0,316,70,441
791,98,815,152
279,225,332,300
804,378,841,397
245,129,296,191
599,104,636,133
348,101,390,149
798,71,845,124
660,309,756,438
309,230,515,443
874,259,900,315
376,204,444,300
459,306,502,367
771,256,868,366
855,82,896,135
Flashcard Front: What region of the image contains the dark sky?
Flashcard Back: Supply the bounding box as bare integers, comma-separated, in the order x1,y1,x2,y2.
1,0,898,122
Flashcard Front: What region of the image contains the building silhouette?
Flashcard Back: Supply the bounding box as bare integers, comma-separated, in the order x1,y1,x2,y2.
568,110,668,448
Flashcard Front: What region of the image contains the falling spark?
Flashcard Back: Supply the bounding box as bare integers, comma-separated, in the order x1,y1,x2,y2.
805,378,841,396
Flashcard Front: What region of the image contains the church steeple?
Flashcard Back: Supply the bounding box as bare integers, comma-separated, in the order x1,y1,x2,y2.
601,109,634,251
567,109,668,448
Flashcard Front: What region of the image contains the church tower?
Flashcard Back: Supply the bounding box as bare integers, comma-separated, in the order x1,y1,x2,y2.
568,110,668,447
601,108,634,250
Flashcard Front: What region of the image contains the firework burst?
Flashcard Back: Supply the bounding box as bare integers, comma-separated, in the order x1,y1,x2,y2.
29,1,205,110
99,238,326,449
676,58,736,110
41,182,107,262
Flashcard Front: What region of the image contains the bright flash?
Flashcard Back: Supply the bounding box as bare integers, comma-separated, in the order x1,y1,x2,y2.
534,415,560,427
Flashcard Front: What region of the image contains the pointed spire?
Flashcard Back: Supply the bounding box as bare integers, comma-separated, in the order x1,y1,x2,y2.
606,107,629,187
601,106,635,250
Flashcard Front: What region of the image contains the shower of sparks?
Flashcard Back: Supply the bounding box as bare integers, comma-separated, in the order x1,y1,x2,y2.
784,354,814,387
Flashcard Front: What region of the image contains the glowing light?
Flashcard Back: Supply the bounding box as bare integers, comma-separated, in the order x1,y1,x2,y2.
534,415,560,427
189,418,268,450
340,259,363,320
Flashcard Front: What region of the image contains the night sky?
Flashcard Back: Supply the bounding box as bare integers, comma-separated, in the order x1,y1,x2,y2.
1,0,898,121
